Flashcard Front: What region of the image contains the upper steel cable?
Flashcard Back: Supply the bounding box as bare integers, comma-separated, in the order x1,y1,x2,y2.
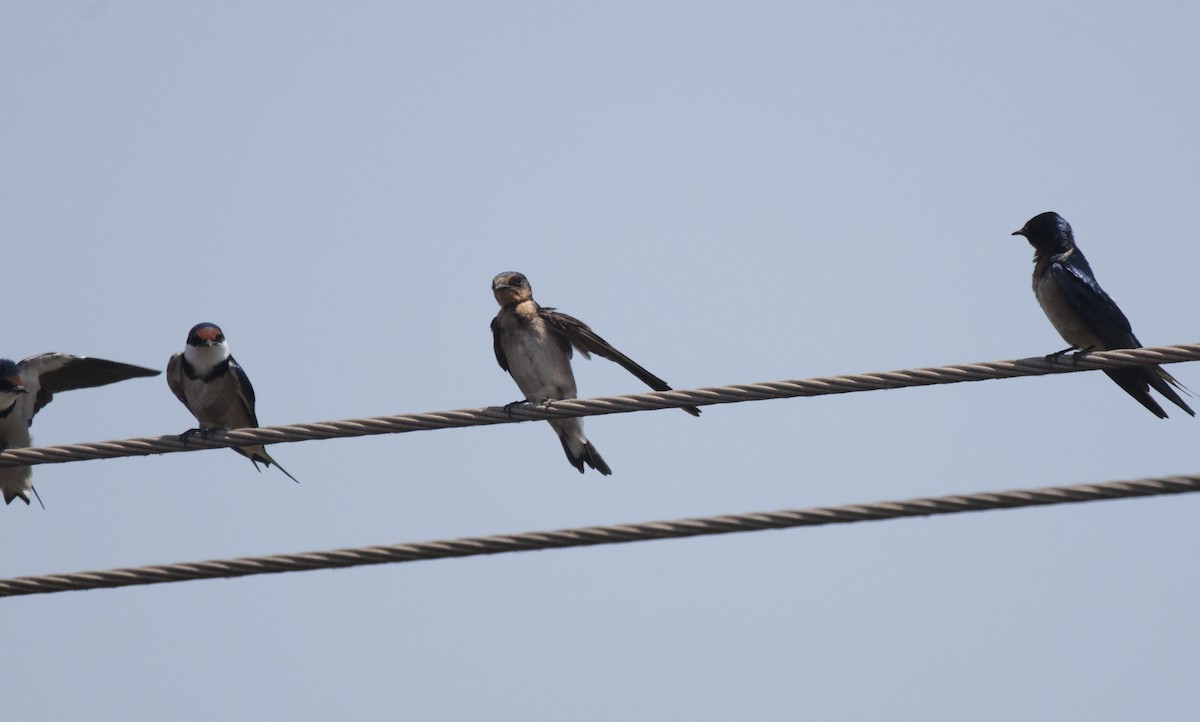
0,342,1196,470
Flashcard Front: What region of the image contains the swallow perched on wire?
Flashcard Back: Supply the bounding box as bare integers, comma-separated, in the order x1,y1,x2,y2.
167,323,298,482
1013,211,1193,418
490,272,700,475
0,353,160,506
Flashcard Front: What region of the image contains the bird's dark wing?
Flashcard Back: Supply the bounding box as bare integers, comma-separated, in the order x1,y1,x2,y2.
165,353,190,407
1049,259,1139,349
20,353,161,419
1052,256,1194,418
540,308,701,416
490,317,509,372
228,357,260,427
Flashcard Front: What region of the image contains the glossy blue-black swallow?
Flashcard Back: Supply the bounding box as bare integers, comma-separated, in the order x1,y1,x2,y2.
1013,211,1193,418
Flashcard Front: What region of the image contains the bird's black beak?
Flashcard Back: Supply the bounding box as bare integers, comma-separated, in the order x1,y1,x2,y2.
1011,230,1024,237
13,386,27,394
493,284,513,292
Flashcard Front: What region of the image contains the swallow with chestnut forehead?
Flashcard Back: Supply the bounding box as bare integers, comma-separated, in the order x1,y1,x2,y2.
1013,211,1193,418
0,353,159,506
167,323,298,482
490,272,700,475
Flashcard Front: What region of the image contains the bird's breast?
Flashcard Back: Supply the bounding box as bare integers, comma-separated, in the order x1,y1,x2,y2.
499,315,577,400
0,405,31,448
1033,271,1105,350
184,375,251,428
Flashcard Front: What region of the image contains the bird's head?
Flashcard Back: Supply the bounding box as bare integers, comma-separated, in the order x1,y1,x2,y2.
183,322,231,366
492,272,533,307
0,359,27,398
1013,211,1075,254
187,323,226,348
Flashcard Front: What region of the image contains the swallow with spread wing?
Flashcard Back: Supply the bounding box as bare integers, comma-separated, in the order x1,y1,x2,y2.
0,354,160,506
490,272,699,475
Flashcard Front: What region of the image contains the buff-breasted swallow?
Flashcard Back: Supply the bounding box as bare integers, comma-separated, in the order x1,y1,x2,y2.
490,272,700,475
1013,211,1193,418
0,353,160,506
167,323,298,482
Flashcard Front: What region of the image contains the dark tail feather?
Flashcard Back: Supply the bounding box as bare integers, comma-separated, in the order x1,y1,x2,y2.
683,405,701,417
240,446,300,483
265,458,300,484
1146,367,1195,417
558,436,612,476
583,442,612,476
31,486,44,510
3,488,29,506
1105,369,1168,418
561,443,583,472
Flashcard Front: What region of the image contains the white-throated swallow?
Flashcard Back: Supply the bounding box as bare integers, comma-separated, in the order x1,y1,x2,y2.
167,323,298,482
1013,211,1193,418
0,353,160,506
490,272,700,475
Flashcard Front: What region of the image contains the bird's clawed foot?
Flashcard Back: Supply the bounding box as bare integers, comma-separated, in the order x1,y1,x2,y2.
1045,345,1096,369
180,427,218,445
502,398,556,418
1045,345,1078,365
503,400,530,418
1070,345,1096,368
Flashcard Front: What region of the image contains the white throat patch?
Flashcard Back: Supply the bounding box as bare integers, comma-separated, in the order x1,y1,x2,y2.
184,341,231,373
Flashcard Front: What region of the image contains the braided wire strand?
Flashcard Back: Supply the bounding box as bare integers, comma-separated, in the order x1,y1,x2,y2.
0,342,1196,470
2,473,1198,597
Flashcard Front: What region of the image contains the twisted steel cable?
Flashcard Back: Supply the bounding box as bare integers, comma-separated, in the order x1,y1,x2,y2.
0,341,1197,470
2,472,1198,597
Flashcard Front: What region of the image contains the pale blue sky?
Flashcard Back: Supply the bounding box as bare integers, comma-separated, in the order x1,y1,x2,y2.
3,2,1200,719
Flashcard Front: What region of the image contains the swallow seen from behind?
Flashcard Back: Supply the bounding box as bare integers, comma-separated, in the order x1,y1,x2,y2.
490,272,700,475
167,323,298,482
1013,211,1193,418
0,353,160,506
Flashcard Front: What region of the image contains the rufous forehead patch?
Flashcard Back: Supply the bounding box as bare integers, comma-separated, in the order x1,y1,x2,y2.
196,326,223,342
